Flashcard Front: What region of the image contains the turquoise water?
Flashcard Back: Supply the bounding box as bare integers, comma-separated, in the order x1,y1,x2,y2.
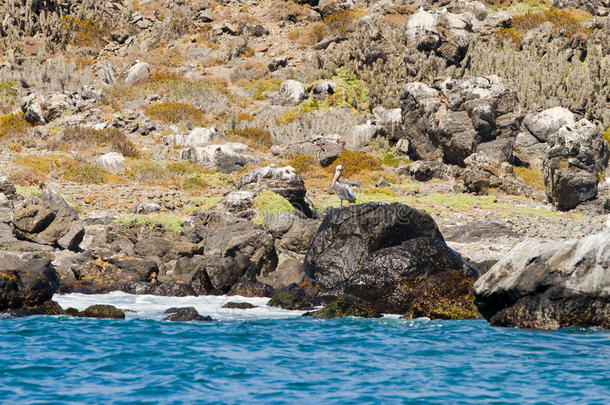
0,316,608,404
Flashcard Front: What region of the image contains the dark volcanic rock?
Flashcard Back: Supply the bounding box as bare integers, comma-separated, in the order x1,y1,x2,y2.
163,307,213,322
267,284,321,310
345,238,479,317
229,281,274,297
0,256,59,312
304,203,443,289
68,305,126,319
303,295,381,319
5,300,64,317
222,302,257,309
12,186,84,250
399,77,520,166
474,232,610,330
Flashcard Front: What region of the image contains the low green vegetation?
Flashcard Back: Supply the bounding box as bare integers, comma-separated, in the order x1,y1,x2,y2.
117,214,184,233
312,187,559,218
125,159,231,189
0,112,30,139
253,190,294,224
63,162,109,184
514,166,545,189
0,80,18,114
300,68,369,112
14,185,41,197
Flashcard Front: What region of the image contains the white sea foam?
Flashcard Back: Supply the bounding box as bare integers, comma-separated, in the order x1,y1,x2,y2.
54,292,306,321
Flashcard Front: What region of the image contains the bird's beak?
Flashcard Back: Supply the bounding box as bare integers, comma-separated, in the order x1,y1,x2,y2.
331,170,340,187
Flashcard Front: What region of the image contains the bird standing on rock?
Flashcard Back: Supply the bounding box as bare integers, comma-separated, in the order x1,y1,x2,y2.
331,165,356,206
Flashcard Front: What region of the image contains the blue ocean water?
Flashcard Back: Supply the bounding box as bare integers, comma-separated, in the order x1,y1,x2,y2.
0,314,608,404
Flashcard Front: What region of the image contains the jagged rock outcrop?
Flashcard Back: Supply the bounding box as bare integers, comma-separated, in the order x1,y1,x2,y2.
405,7,474,66
180,142,257,173
399,76,521,167
184,210,277,293
259,213,319,289
0,254,61,316
271,135,344,167
236,165,316,218
543,119,609,210
12,186,85,251
474,232,610,330
163,127,218,147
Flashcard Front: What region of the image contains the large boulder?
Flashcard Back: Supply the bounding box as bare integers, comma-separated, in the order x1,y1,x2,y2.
184,210,277,292
271,135,344,167
304,203,442,289
12,185,85,250
474,232,610,330
180,142,256,173
274,80,307,106
94,152,125,174
236,165,316,218
543,119,609,210
163,127,218,147
125,61,151,86
399,76,520,166
304,203,478,317
345,237,478,317
0,255,60,314
522,107,576,143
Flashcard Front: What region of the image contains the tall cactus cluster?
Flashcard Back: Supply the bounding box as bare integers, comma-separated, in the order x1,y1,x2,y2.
463,25,610,128
0,0,115,48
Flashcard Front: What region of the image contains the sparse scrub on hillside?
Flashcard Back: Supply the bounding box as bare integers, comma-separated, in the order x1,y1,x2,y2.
47,126,140,158
493,8,592,45
118,214,184,233
331,150,382,177
0,112,30,139
145,101,206,126
0,81,18,114
229,126,273,149
63,162,109,184
125,159,231,190
300,67,369,112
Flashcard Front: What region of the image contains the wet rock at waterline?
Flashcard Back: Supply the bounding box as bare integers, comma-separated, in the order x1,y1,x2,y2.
474,232,610,330
163,307,213,322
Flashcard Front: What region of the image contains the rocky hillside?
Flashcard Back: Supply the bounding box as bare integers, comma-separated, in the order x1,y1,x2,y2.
0,0,609,327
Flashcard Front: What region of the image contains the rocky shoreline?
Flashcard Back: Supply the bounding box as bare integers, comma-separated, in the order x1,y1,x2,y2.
1,172,608,329
1,0,609,329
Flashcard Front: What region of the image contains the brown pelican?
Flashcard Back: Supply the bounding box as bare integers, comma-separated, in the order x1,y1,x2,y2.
331,165,356,206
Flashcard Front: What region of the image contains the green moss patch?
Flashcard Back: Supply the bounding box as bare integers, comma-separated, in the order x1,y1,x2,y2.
117,214,184,233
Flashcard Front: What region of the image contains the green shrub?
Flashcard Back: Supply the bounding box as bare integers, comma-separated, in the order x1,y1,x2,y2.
332,150,382,177
118,214,184,233
145,101,206,125
63,162,108,184
0,112,30,139
253,190,294,224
